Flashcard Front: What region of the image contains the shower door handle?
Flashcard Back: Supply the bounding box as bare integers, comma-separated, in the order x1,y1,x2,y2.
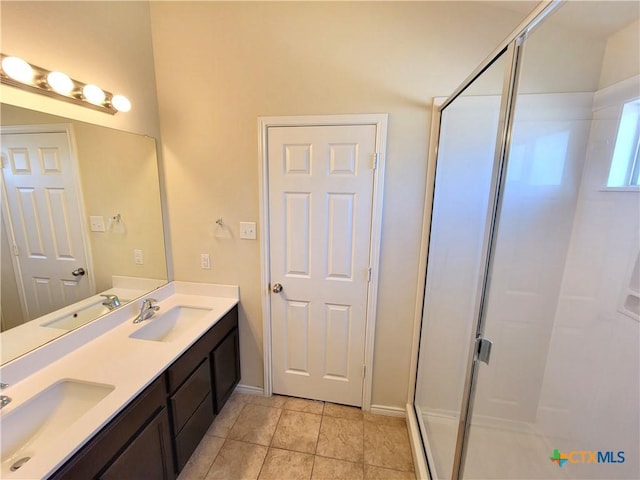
476,337,493,365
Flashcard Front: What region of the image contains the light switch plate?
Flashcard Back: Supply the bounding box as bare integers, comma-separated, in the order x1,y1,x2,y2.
240,222,257,240
89,215,106,232
134,249,144,265
201,253,211,269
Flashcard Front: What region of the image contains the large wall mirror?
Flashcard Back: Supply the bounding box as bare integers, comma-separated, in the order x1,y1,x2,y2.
1,102,168,364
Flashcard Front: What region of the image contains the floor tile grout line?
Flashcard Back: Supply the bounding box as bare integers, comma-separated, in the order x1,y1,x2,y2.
201,436,228,480
254,443,269,480
313,412,324,456
223,400,248,439
264,404,284,450
204,398,252,478
309,453,317,480
314,453,364,465
362,409,366,475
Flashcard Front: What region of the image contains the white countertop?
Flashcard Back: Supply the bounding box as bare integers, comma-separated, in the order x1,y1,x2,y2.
0,281,239,480
0,275,167,365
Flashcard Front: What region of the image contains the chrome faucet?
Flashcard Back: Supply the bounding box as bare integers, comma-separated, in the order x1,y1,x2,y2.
1,395,11,409
133,298,159,323
101,294,121,310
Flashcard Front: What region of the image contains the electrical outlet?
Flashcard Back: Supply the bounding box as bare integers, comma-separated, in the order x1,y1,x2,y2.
89,215,106,232
134,249,144,265
239,222,257,240
201,253,211,269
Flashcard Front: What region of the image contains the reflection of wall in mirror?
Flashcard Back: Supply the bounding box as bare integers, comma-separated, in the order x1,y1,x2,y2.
1,104,167,328
1,215,24,330
73,122,166,291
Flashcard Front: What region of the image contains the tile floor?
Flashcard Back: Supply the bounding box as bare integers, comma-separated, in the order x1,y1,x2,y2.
178,393,416,480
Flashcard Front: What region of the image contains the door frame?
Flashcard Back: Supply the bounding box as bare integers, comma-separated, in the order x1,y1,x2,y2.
1,123,96,322
258,114,388,410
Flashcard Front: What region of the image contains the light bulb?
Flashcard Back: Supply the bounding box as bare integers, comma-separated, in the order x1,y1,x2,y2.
83,84,105,105
2,56,34,83
47,71,74,95
111,94,131,112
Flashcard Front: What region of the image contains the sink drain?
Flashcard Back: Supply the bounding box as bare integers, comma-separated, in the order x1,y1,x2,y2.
10,457,30,471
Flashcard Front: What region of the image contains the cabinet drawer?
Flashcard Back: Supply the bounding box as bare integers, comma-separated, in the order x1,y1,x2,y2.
170,360,211,434
166,306,238,394
174,393,215,471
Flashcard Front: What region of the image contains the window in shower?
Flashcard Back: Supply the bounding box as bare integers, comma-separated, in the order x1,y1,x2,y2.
607,98,640,187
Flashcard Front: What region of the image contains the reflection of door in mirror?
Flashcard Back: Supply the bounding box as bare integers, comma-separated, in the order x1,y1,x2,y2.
0,103,168,365
1,126,93,328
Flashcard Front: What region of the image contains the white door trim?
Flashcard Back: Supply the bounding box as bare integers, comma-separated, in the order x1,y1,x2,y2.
258,114,388,411
1,123,96,320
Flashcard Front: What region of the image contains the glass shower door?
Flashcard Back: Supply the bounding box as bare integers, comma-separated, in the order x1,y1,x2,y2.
413,52,510,479
463,2,640,479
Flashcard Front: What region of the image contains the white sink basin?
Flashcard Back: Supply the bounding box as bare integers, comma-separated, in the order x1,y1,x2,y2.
129,306,213,342
41,299,130,331
0,379,115,475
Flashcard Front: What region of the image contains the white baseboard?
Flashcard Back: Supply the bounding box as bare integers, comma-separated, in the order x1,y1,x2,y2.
234,384,264,396
370,404,406,417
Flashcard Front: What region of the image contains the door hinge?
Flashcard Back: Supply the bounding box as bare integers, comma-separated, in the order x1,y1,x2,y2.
362,364,366,378
368,267,372,282
12,244,19,256
371,153,379,170
476,336,493,365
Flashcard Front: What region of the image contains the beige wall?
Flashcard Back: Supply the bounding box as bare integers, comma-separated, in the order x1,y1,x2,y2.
599,19,640,89
1,215,23,330
150,1,527,407
0,1,160,138
74,124,166,290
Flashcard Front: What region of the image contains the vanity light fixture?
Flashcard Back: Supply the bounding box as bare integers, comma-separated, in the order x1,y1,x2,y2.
111,94,132,113
82,84,106,105
2,56,33,83
0,54,131,115
47,71,74,95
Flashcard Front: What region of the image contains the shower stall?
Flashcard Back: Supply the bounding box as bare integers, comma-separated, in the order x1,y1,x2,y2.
411,1,639,479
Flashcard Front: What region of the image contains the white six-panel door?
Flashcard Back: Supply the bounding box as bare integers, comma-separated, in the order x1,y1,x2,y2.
1,130,92,320
268,124,377,406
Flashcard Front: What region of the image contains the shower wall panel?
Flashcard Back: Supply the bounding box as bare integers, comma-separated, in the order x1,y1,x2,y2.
535,77,640,479
472,92,593,422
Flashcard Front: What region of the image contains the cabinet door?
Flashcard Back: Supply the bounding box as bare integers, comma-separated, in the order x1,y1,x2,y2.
51,377,169,480
212,328,240,412
100,408,173,480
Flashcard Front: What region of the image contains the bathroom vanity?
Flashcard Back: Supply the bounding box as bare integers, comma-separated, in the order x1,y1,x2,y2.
0,282,240,480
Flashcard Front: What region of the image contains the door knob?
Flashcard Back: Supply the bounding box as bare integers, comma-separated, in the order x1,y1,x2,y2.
272,283,283,294
72,267,86,277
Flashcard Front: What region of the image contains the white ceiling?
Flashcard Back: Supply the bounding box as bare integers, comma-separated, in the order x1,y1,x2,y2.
484,0,640,39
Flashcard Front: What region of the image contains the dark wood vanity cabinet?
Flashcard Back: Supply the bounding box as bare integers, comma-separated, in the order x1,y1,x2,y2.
51,305,240,479
166,304,239,472
50,377,173,480
212,327,240,412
